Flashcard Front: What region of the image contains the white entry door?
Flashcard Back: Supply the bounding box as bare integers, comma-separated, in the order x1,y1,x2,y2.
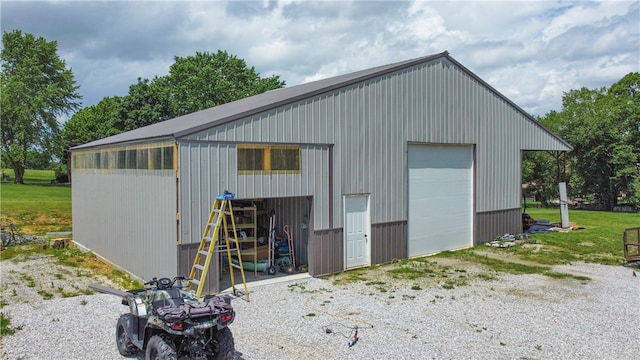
344,195,370,269
408,144,474,257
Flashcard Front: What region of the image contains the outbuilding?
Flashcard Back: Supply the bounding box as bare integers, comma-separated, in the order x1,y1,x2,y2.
71,51,571,293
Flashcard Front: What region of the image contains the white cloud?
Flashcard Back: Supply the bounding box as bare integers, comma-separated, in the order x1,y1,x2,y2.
542,1,631,43
2,0,638,117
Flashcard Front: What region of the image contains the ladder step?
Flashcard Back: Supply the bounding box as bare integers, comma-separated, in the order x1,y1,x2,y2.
193,264,205,271
188,194,248,301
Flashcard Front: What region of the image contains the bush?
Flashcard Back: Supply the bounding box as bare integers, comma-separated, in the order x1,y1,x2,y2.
51,163,69,183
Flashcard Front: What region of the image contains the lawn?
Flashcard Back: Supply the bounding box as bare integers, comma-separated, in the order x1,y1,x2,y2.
0,169,71,234
439,207,640,269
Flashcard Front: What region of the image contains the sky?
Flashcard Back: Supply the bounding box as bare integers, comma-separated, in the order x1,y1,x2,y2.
2,0,639,119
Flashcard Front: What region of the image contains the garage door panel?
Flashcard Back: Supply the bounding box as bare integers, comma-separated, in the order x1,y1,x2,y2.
408,144,473,257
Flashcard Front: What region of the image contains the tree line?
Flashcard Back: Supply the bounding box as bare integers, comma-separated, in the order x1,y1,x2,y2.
523,73,640,209
2,30,639,210
1,30,285,183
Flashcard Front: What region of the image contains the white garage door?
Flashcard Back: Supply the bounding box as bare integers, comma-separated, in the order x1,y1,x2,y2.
408,144,473,257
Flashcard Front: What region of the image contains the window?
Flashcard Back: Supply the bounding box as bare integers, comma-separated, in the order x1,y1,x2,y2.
271,147,300,171
238,145,301,174
71,145,175,171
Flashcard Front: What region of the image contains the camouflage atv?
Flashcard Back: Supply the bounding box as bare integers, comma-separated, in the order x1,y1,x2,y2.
90,276,235,360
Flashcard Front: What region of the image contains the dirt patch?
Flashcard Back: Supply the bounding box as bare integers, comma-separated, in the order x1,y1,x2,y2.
472,249,546,267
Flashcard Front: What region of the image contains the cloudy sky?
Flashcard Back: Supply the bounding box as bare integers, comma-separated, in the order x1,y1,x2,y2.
2,0,639,118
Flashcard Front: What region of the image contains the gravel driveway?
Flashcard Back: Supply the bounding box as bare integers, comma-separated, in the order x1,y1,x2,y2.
1,258,639,359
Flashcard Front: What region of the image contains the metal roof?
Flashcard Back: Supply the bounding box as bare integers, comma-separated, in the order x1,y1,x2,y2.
73,51,571,150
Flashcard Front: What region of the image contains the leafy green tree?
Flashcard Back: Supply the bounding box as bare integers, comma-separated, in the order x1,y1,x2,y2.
119,77,174,131
523,112,572,207
536,73,640,210
1,30,81,183
167,51,285,116
62,50,286,146
61,96,124,145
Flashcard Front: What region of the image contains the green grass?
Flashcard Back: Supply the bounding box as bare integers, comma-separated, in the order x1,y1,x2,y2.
513,208,638,266
432,207,639,279
1,169,71,234
0,313,16,337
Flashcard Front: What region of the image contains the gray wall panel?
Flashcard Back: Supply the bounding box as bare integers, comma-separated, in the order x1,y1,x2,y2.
309,228,343,276
476,208,522,244
371,221,407,265
72,170,177,280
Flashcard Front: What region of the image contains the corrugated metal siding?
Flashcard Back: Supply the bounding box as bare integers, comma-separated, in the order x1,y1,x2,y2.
309,228,343,276
178,142,329,243
180,57,567,232
72,170,177,280
476,208,522,244
371,221,407,264
177,243,219,296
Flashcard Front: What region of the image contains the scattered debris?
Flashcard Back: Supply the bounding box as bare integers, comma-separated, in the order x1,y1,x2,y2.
486,233,529,248
1,222,47,248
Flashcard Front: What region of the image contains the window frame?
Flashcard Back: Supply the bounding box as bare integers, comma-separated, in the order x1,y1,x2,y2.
237,144,301,175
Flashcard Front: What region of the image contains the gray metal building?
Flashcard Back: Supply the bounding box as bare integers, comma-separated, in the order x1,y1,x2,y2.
71,52,571,292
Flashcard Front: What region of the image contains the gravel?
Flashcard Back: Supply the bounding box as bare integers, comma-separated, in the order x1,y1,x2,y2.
1,260,639,359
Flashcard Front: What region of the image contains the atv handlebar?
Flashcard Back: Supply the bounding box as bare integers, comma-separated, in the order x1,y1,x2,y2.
144,276,192,290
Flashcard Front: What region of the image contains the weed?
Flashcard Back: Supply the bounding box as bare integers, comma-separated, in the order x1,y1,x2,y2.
535,344,542,351
306,313,316,317
37,290,53,300
411,285,422,290
0,313,16,337
21,275,36,288
11,289,16,297
80,299,88,306
402,294,416,300
331,269,368,285
543,271,591,281
54,273,63,280
476,272,498,281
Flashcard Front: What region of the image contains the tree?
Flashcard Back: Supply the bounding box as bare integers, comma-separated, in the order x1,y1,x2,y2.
523,112,572,207
119,77,174,131
60,96,124,146
62,50,286,146
167,51,285,116
1,30,81,183
535,73,640,210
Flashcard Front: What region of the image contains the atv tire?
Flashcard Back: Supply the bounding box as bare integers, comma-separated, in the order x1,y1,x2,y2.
116,314,139,357
146,334,177,360
211,327,235,360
